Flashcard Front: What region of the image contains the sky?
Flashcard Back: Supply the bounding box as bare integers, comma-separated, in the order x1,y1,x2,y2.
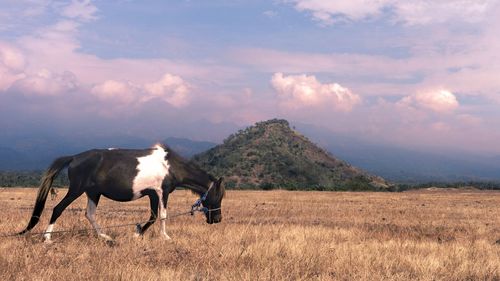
0,0,499,155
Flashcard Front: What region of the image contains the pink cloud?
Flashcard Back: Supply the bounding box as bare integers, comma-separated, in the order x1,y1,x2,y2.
91,73,192,108
271,72,361,112
345,98,496,153
143,74,190,108
457,114,482,126
0,42,26,90
10,69,78,97
398,89,459,113
91,80,138,104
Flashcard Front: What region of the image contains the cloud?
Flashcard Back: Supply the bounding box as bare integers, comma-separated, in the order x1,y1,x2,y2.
91,73,191,108
231,39,500,105
11,69,78,96
398,89,459,113
1,0,498,154
271,72,361,112
457,114,482,126
1,39,80,97
0,42,25,71
392,1,493,25
0,40,80,97
144,74,190,108
61,0,98,22
0,42,26,90
291,0,389,24
91,80,138,104
287,0,496,26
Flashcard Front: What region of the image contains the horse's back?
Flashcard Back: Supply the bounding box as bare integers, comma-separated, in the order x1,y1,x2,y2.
67,148,154,201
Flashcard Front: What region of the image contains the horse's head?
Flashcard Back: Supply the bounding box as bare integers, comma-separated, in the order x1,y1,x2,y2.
202,177,225,224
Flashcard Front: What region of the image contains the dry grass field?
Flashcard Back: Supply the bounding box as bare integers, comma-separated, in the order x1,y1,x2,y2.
0,187,499,280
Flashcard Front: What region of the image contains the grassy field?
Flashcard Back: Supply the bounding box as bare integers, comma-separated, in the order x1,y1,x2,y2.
0,187,499,280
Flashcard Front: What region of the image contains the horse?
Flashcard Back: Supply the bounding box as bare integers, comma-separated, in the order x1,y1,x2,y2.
18,143,225,243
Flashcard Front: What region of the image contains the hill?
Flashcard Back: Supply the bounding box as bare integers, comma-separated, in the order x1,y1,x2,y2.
192,119,390,190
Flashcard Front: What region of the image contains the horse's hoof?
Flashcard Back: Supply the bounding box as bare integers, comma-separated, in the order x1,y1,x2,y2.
44,239,53,244
161,233,172,241
135,224,142,235
105,239,117,247
99,233,114,241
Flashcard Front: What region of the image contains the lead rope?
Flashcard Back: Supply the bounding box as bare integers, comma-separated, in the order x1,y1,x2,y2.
190,182,215,215
1,185,220,238
0,204,220,238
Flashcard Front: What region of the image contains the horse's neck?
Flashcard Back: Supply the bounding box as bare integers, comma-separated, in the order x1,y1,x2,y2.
183,181,209,196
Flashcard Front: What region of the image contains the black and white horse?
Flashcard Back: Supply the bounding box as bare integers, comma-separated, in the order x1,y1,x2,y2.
18,144,225,243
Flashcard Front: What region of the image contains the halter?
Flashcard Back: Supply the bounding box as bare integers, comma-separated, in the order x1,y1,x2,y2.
190,182,221,216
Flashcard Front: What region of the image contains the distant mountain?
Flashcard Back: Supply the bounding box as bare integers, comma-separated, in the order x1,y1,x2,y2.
0,133,153,170
162,137,216,158
294,123,500,183
0,134,216,170
0,147,29,170
192,119,390,190
2,118,499,184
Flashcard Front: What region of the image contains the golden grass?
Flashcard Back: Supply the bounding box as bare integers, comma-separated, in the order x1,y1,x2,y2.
0,187,499,280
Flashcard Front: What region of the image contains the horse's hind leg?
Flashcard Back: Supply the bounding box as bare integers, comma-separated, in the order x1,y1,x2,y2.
85,194,113,241
44,189,84,243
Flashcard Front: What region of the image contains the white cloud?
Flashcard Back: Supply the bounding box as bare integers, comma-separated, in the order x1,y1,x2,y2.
271,72,361,112
398,89,459,113
392,1,492,25
288,0,496,25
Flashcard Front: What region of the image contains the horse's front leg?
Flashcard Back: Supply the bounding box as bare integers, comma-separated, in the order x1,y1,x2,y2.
135,191,159,237
159,190,171,240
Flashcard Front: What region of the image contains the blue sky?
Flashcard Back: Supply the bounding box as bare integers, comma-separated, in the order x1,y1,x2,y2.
1,0,499,154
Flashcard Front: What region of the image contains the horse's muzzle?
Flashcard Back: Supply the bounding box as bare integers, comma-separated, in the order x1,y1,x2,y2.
207,216,222,224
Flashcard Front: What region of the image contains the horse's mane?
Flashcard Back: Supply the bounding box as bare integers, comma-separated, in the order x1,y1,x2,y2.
159,143,216,194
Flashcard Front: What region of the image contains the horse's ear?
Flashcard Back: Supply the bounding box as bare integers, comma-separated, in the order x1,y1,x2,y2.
217,177,224,190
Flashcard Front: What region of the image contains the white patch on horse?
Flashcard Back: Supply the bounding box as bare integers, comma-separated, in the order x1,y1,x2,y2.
159,200,171,240
132,145,170,199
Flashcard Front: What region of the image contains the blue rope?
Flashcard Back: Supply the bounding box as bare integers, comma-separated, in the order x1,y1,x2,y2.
189,187,221,216
190,185,212,215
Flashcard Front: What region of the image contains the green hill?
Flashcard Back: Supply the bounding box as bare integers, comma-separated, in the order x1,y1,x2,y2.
192,119,390,190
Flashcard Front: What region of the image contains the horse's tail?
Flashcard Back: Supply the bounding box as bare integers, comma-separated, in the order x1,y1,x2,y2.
18,156,73,235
